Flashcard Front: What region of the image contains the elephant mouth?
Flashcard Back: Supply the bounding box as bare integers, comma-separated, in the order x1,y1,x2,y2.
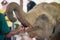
21,23,31,30
22,23,30,28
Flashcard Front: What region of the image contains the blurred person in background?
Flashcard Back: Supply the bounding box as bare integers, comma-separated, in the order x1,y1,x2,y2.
27,0,36,12
0,0,8,14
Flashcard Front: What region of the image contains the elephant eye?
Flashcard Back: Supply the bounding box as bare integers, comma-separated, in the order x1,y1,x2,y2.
37,14,49,22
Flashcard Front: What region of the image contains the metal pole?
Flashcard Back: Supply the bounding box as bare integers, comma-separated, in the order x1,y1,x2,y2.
11,22,16,40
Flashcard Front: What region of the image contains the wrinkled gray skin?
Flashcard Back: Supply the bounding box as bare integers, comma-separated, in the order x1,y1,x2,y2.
49,2,60,40
5,1,60,40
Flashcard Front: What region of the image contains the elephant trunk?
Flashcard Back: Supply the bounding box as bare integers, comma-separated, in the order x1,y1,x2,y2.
5,2,31,27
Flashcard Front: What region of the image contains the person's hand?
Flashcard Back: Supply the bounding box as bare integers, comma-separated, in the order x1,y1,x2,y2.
17,26,24,32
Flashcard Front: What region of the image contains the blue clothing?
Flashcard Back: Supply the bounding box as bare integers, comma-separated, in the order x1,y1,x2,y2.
0,13,10,40
27,1,36,12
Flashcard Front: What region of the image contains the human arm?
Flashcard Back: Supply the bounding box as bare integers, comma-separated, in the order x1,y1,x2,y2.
0,13,23,38
5,26,24,38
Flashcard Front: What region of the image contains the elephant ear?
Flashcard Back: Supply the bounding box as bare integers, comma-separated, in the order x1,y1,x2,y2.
28,13,56,38
5,2,20,22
